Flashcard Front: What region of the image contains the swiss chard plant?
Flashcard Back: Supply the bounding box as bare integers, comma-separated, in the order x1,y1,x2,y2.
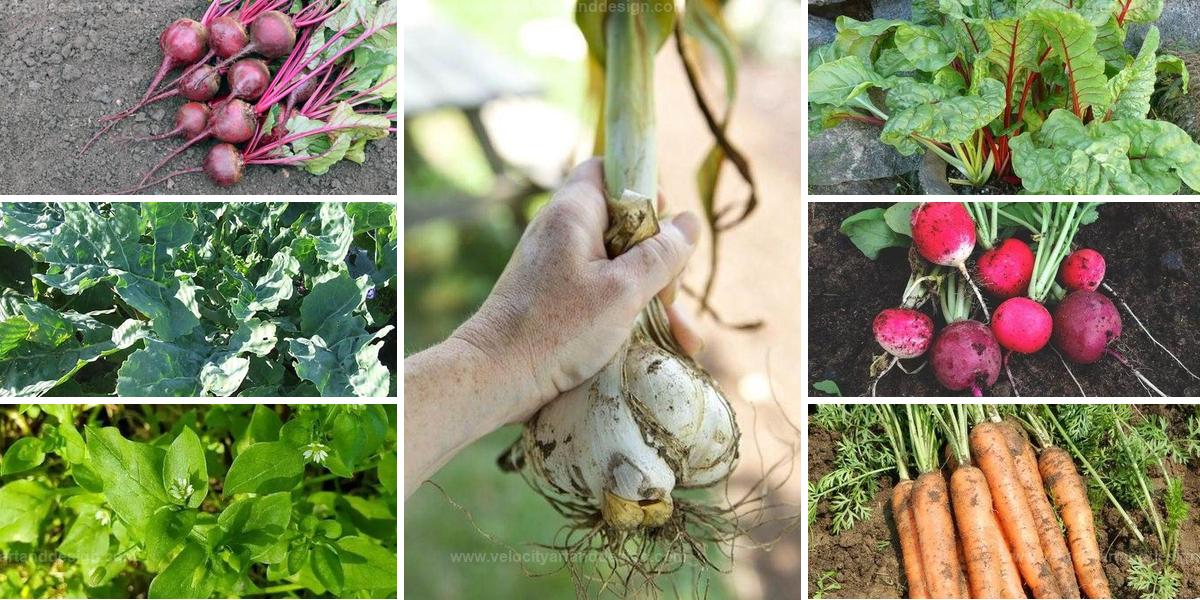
0,202,397,397
808,0,1200,194
0,404,398,599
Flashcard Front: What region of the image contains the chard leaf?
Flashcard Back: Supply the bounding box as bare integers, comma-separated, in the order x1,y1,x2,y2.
1032,9,1108,117
1103,26,1158,121
894,24,957,71
881,76,1006,154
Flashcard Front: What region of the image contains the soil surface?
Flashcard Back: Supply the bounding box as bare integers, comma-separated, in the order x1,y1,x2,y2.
0,0,396,195
807,404,1200,599
808,202,1200,397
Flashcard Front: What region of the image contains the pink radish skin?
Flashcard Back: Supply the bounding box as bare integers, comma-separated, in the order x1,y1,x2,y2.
209,15,249,59
931,320,1001,395
911,203,977,267
991,297,1052,354
228,59,271,101
1053,291,1122,364
873,308,934,359
204,143,245,187
1059,248,1106,292
976,238,1034,298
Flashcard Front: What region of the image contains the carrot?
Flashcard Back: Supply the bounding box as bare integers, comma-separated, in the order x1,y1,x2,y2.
950,465,1014,598
892,480,928,599
912,471,966,598
1001,421,1081,598
1040,446,1112,599
988,507,1027,598
971,421,1064,599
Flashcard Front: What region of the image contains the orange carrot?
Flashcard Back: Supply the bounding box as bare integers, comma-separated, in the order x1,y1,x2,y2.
912,471,966,599
1040,446,1112,599
971,422,1064,599
1001,422,1081,598
893,480,928,599
950,465,1012,598
988,507,1027,598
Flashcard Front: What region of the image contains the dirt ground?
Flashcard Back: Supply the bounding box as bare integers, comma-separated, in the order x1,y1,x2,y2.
808,202,1200,397
0,1,396,195
807,404,1200,599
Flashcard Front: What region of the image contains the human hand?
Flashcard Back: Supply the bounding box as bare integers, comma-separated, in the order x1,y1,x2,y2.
451,158,704,423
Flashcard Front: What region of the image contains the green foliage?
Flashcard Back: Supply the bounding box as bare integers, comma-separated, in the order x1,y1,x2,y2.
0,404,397,599
807,2,1200,193
1128,555,1181,599
809,406,892,533
0,203,397,397
811,570,843,599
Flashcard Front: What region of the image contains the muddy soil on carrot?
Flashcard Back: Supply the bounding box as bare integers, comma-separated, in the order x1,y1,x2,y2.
807,404,1200,599
808,202,1200,397
0,0,396,195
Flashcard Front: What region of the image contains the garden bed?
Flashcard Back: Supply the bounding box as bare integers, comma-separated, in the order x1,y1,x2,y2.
807,404,1200,599
808,202,1200,397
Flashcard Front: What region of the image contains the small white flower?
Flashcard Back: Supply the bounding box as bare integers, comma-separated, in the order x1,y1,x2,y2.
168,477,195,502
94,510,111,526
302,442,330,465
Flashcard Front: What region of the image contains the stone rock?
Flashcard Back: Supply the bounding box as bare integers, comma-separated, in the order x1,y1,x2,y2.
809,15,837,50
1127,5,1200,51
807,0,844,6
810,177,906,195
872,0,911,21
808,120,921,186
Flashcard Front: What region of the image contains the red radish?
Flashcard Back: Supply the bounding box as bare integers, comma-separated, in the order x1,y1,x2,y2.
179,64,221,102
911,203,990,319
132,102,210,142
227,59,271,101
1059,248,1106,292
204,143,245,187
931,321,1001,396
209,14,249,59
911,203,976,268
874,308,934,359
976,238,1034,298
991,297,1052,354
1052,291,1121,364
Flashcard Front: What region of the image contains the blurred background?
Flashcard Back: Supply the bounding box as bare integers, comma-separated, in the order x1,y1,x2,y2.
404,0,802,597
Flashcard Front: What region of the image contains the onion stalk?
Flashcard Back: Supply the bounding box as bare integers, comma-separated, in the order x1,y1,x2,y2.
503,0,741,534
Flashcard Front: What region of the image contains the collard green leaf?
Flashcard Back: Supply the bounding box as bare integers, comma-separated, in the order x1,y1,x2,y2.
224,442,304,496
